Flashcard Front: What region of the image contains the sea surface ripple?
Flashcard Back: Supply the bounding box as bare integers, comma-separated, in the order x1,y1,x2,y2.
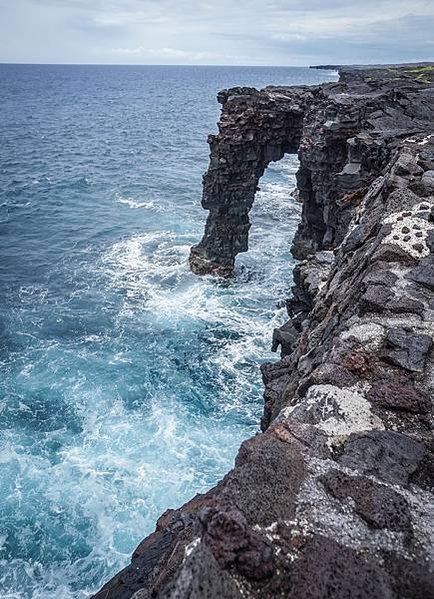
0,64,337,598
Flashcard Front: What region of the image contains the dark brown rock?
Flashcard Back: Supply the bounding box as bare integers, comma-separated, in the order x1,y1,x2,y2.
339,431,426,484
341,349,373,377
367,380,431,413
382,327,432,372
321,469,412,532
199,508,274,580
288,535,393,599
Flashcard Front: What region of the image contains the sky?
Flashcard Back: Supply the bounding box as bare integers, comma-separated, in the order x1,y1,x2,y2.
0,0,433,66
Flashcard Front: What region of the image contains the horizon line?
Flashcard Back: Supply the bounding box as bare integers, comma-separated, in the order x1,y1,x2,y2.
0,60,431,68
0,61,318,68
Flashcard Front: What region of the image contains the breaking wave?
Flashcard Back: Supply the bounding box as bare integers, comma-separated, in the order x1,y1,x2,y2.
0,63,336,598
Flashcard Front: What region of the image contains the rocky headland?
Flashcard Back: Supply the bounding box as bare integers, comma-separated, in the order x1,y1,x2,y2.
94,64,434,598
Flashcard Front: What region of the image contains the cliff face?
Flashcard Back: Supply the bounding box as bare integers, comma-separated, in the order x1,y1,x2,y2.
94,66,434,599
190,66,434,276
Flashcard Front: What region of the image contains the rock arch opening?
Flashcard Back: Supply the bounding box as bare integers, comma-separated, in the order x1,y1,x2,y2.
188,83,385,279
188,86,309,278
242,154,301,271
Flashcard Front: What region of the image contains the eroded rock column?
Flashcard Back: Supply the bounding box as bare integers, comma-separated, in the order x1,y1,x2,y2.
189,87,310,277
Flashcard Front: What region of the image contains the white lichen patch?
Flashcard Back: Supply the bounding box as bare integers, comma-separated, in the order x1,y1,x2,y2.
382,201,434,260
184,537,201,558
341,322,387,352
420,135,434,146
405,134,434,146
293,460,408,556
253,521,283,548
280,404,296,420
304,384,384,437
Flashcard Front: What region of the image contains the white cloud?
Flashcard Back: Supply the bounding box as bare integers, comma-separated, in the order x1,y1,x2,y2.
1,0,434,65
111,46,226,62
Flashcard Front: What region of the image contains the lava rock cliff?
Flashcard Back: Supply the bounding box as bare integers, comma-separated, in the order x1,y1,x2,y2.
93,65,434,599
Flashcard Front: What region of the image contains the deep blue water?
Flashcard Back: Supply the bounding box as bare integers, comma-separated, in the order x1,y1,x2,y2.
0,64,337,598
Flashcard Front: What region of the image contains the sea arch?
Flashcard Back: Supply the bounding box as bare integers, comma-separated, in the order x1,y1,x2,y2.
189,85,313,277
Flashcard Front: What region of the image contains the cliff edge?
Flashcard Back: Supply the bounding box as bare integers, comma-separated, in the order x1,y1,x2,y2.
93,65,434,599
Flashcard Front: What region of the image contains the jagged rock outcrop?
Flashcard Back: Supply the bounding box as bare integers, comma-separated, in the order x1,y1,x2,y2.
190,64,434,276
189,86,309,277
93,65,434,599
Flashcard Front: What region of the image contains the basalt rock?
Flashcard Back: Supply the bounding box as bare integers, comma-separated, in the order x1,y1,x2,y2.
198,507,275,581
339,430,426,485
286,535,393,599
189,65,434,276
94,65,434,599
367,380,431,413
321,469,412,532
382,327,433,372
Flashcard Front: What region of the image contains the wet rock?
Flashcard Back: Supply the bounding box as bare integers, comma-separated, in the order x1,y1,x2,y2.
382,327,432,372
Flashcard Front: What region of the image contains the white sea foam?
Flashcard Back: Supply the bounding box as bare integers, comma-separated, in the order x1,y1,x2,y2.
100,156,299,412
115,193,156,210
1,155,301,598
0,63,339,599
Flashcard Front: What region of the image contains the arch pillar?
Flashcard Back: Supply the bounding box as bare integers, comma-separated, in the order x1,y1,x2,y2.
189,86,309,277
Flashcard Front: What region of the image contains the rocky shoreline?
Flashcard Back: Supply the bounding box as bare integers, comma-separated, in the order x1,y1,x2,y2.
93,65,434,599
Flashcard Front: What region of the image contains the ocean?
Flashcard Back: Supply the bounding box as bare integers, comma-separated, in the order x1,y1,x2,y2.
0,64,337,598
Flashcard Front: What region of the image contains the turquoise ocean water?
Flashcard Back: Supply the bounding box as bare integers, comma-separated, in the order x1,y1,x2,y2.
0,64,336,597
